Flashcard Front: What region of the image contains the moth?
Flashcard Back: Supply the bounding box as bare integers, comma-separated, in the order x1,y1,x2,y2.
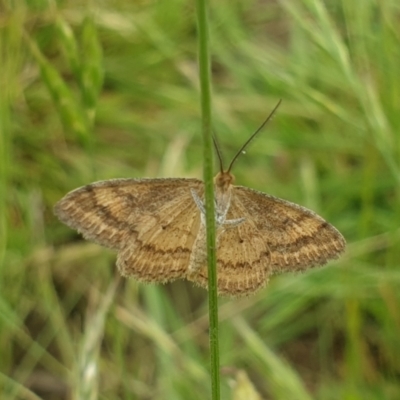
55,103,345,296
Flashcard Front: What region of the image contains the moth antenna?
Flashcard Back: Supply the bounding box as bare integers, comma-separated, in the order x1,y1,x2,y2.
227,99,282,174
213,135,225,173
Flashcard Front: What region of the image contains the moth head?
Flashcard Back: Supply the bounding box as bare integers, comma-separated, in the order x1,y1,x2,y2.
214,170,235,190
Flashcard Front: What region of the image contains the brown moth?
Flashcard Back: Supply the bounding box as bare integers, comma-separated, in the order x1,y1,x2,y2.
54,103,345,296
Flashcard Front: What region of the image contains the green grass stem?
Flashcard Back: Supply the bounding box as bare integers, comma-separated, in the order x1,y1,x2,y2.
196,0,220,398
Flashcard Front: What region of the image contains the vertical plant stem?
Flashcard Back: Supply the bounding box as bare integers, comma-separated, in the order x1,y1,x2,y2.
195,0,220,398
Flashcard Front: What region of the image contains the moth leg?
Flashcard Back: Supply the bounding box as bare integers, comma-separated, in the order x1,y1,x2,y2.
190,189,245,227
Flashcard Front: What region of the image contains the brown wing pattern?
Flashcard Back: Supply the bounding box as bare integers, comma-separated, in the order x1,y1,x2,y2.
55,178,204,282
55,177,345,296
116,188,202,283
190,185,345,296
187,204,271,296
232,186,346,273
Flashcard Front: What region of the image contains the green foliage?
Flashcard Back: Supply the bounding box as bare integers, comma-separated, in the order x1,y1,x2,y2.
1,0,399,399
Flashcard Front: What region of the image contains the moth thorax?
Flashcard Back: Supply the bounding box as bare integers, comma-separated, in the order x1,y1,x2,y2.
214,171,235,192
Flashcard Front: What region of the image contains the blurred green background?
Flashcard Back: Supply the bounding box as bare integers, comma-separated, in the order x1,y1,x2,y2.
1,0,400,399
